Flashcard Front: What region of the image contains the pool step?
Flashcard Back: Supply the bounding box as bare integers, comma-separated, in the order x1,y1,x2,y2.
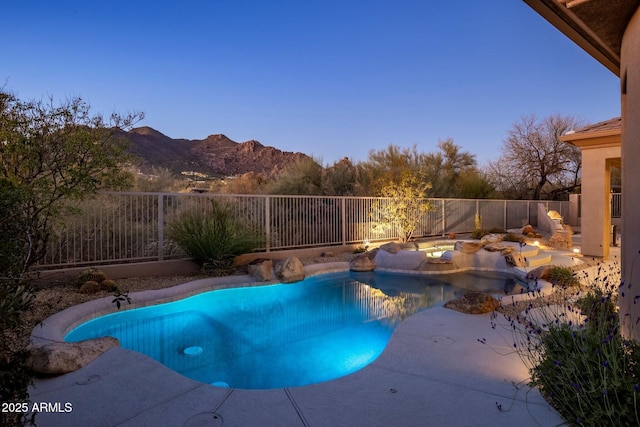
501,242,552,268
501,242,540,258
526,252,553,267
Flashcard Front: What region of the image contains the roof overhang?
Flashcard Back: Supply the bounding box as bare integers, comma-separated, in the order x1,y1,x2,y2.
560,117,622,149
561,129,621,149
523,0,640,76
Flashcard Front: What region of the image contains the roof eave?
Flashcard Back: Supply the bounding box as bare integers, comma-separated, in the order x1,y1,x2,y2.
523,0,621,76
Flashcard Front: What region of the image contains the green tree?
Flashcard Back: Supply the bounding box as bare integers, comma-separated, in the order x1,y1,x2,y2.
455,169,498,199
358,144,429,195
322,157,358,196
358,141,490,198
0,181,34,427
371,172,433,242
265,157,323,195
424,139,478,197
0,90,142,266
0,90,142,426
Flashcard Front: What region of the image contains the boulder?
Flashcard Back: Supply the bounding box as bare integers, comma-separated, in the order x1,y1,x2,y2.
374,249,426,270
548,232,572,249
248,259,273,281
480,234,503,244
500,246,515,256
522,225,535,236
379,242,402,254
440,250,454,261
444,292,500,314
526,265,554,281
28,337,120,375
350,253,376,272
483,242,510,252
274,257,305,283
454,241,484,254
505,253,526,267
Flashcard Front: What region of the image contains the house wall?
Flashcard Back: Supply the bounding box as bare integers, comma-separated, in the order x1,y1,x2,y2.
620,8,640,339
580,147,620,257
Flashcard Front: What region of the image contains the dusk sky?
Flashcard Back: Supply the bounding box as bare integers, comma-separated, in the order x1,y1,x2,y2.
3,0,620,166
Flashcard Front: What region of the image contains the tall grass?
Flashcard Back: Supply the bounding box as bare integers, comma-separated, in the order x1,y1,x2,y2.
167,200,263,266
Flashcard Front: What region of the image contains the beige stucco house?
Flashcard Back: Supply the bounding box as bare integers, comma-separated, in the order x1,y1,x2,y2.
560,117,621,258
523,0,639,339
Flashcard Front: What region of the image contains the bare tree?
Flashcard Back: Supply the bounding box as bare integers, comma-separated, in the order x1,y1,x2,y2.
488,114,583,200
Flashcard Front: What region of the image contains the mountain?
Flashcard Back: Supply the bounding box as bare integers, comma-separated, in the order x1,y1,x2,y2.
122,127,312,178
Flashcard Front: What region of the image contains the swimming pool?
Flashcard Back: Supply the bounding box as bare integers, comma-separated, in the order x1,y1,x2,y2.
65,270,524,389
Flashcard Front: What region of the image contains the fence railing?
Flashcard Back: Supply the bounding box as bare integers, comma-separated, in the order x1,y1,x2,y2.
38,192,570,269
611,193,622,218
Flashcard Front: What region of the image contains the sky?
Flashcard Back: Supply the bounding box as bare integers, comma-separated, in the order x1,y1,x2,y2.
3,0,620,167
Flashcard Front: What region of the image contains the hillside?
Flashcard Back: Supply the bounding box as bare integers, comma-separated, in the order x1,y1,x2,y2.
123,126,311,178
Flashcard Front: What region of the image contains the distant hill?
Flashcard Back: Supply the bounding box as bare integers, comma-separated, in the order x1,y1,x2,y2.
122,126,312,178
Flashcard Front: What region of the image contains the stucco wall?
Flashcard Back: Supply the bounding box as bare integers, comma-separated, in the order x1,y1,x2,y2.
620,7,640,339
580,147,620,257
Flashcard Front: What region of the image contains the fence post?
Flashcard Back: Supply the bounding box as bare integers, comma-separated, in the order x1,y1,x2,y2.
341,198,346,246
504,200,507,230
265,195,271,252
441,199,446,236
158,193,164,261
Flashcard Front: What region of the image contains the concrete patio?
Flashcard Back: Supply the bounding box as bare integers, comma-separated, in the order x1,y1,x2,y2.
29,308,566,427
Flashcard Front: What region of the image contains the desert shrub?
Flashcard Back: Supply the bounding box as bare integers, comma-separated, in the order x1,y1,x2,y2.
502,232,525,243
0,180,35,427
546,266,580,288
75,268,108,286
470,229,490,240
100,279,119,292
489,227,506,234
79,281,102,294
494,262,640,426
168,200,264,267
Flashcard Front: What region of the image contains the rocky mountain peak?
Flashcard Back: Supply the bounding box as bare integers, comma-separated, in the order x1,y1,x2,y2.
125,127,311,179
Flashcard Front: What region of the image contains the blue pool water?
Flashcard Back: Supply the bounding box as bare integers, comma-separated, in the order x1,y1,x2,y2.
66,270,524,389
